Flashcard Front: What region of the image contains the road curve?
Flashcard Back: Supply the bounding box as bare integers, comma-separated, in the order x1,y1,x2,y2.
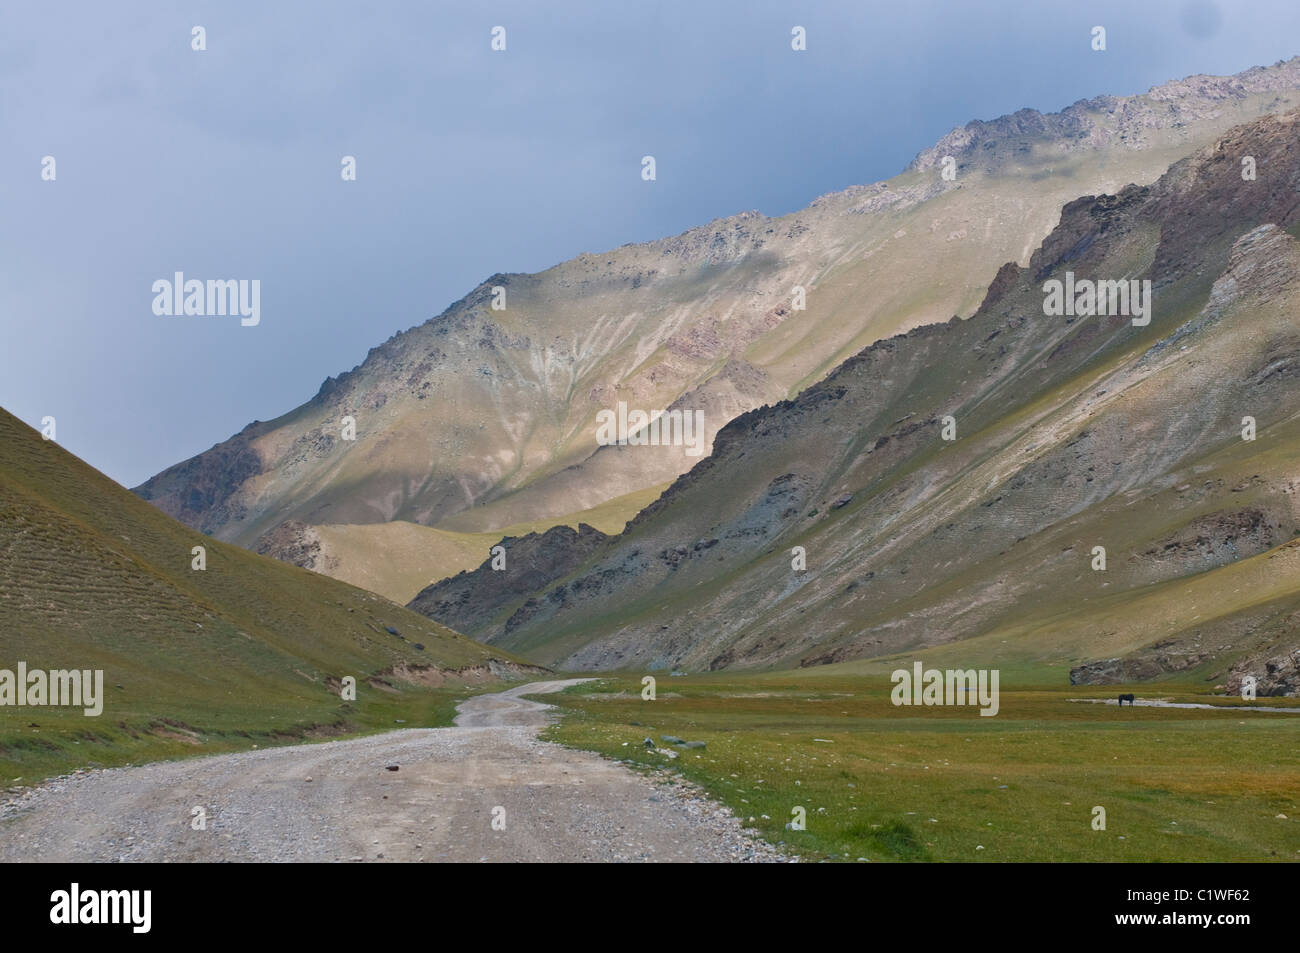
453,678,597,726
0,679,781,862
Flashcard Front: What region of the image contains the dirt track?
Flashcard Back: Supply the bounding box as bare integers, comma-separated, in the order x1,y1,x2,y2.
0,679,783,862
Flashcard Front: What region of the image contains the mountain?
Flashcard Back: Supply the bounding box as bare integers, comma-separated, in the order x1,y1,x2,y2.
407,110,1300,696
0,407,533,778
135,59,1300,604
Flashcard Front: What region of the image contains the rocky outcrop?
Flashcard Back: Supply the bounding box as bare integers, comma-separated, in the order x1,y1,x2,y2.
254,520,338,573
1069,653,1211,686
407,523,609,637
1227,648,1300,697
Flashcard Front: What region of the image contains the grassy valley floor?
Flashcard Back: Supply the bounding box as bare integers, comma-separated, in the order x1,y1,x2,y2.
536,671,1300,862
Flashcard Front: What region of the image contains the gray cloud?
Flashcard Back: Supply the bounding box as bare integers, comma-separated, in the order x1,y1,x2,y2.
2,0,1298,485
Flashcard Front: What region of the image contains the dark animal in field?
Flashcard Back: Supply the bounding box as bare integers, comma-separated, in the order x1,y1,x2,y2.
1118,693,1136,706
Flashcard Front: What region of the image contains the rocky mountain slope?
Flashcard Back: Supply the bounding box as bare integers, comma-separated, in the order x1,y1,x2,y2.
408,110,1300,694
135,59,1300,603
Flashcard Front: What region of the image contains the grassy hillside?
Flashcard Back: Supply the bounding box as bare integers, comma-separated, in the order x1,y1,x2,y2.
0,408,530,785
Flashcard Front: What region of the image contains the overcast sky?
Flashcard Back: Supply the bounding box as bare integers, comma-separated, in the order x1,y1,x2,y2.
3,0,1298,487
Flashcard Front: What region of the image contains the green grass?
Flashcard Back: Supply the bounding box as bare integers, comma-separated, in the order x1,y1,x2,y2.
0,681,499,789
0,407,529,786
538,671,1300,862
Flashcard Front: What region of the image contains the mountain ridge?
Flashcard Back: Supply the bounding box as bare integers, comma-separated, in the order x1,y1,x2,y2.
406,108,1300,694
134,57,1300,608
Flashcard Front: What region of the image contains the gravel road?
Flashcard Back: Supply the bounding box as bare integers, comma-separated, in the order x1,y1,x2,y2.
0,679,784,862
